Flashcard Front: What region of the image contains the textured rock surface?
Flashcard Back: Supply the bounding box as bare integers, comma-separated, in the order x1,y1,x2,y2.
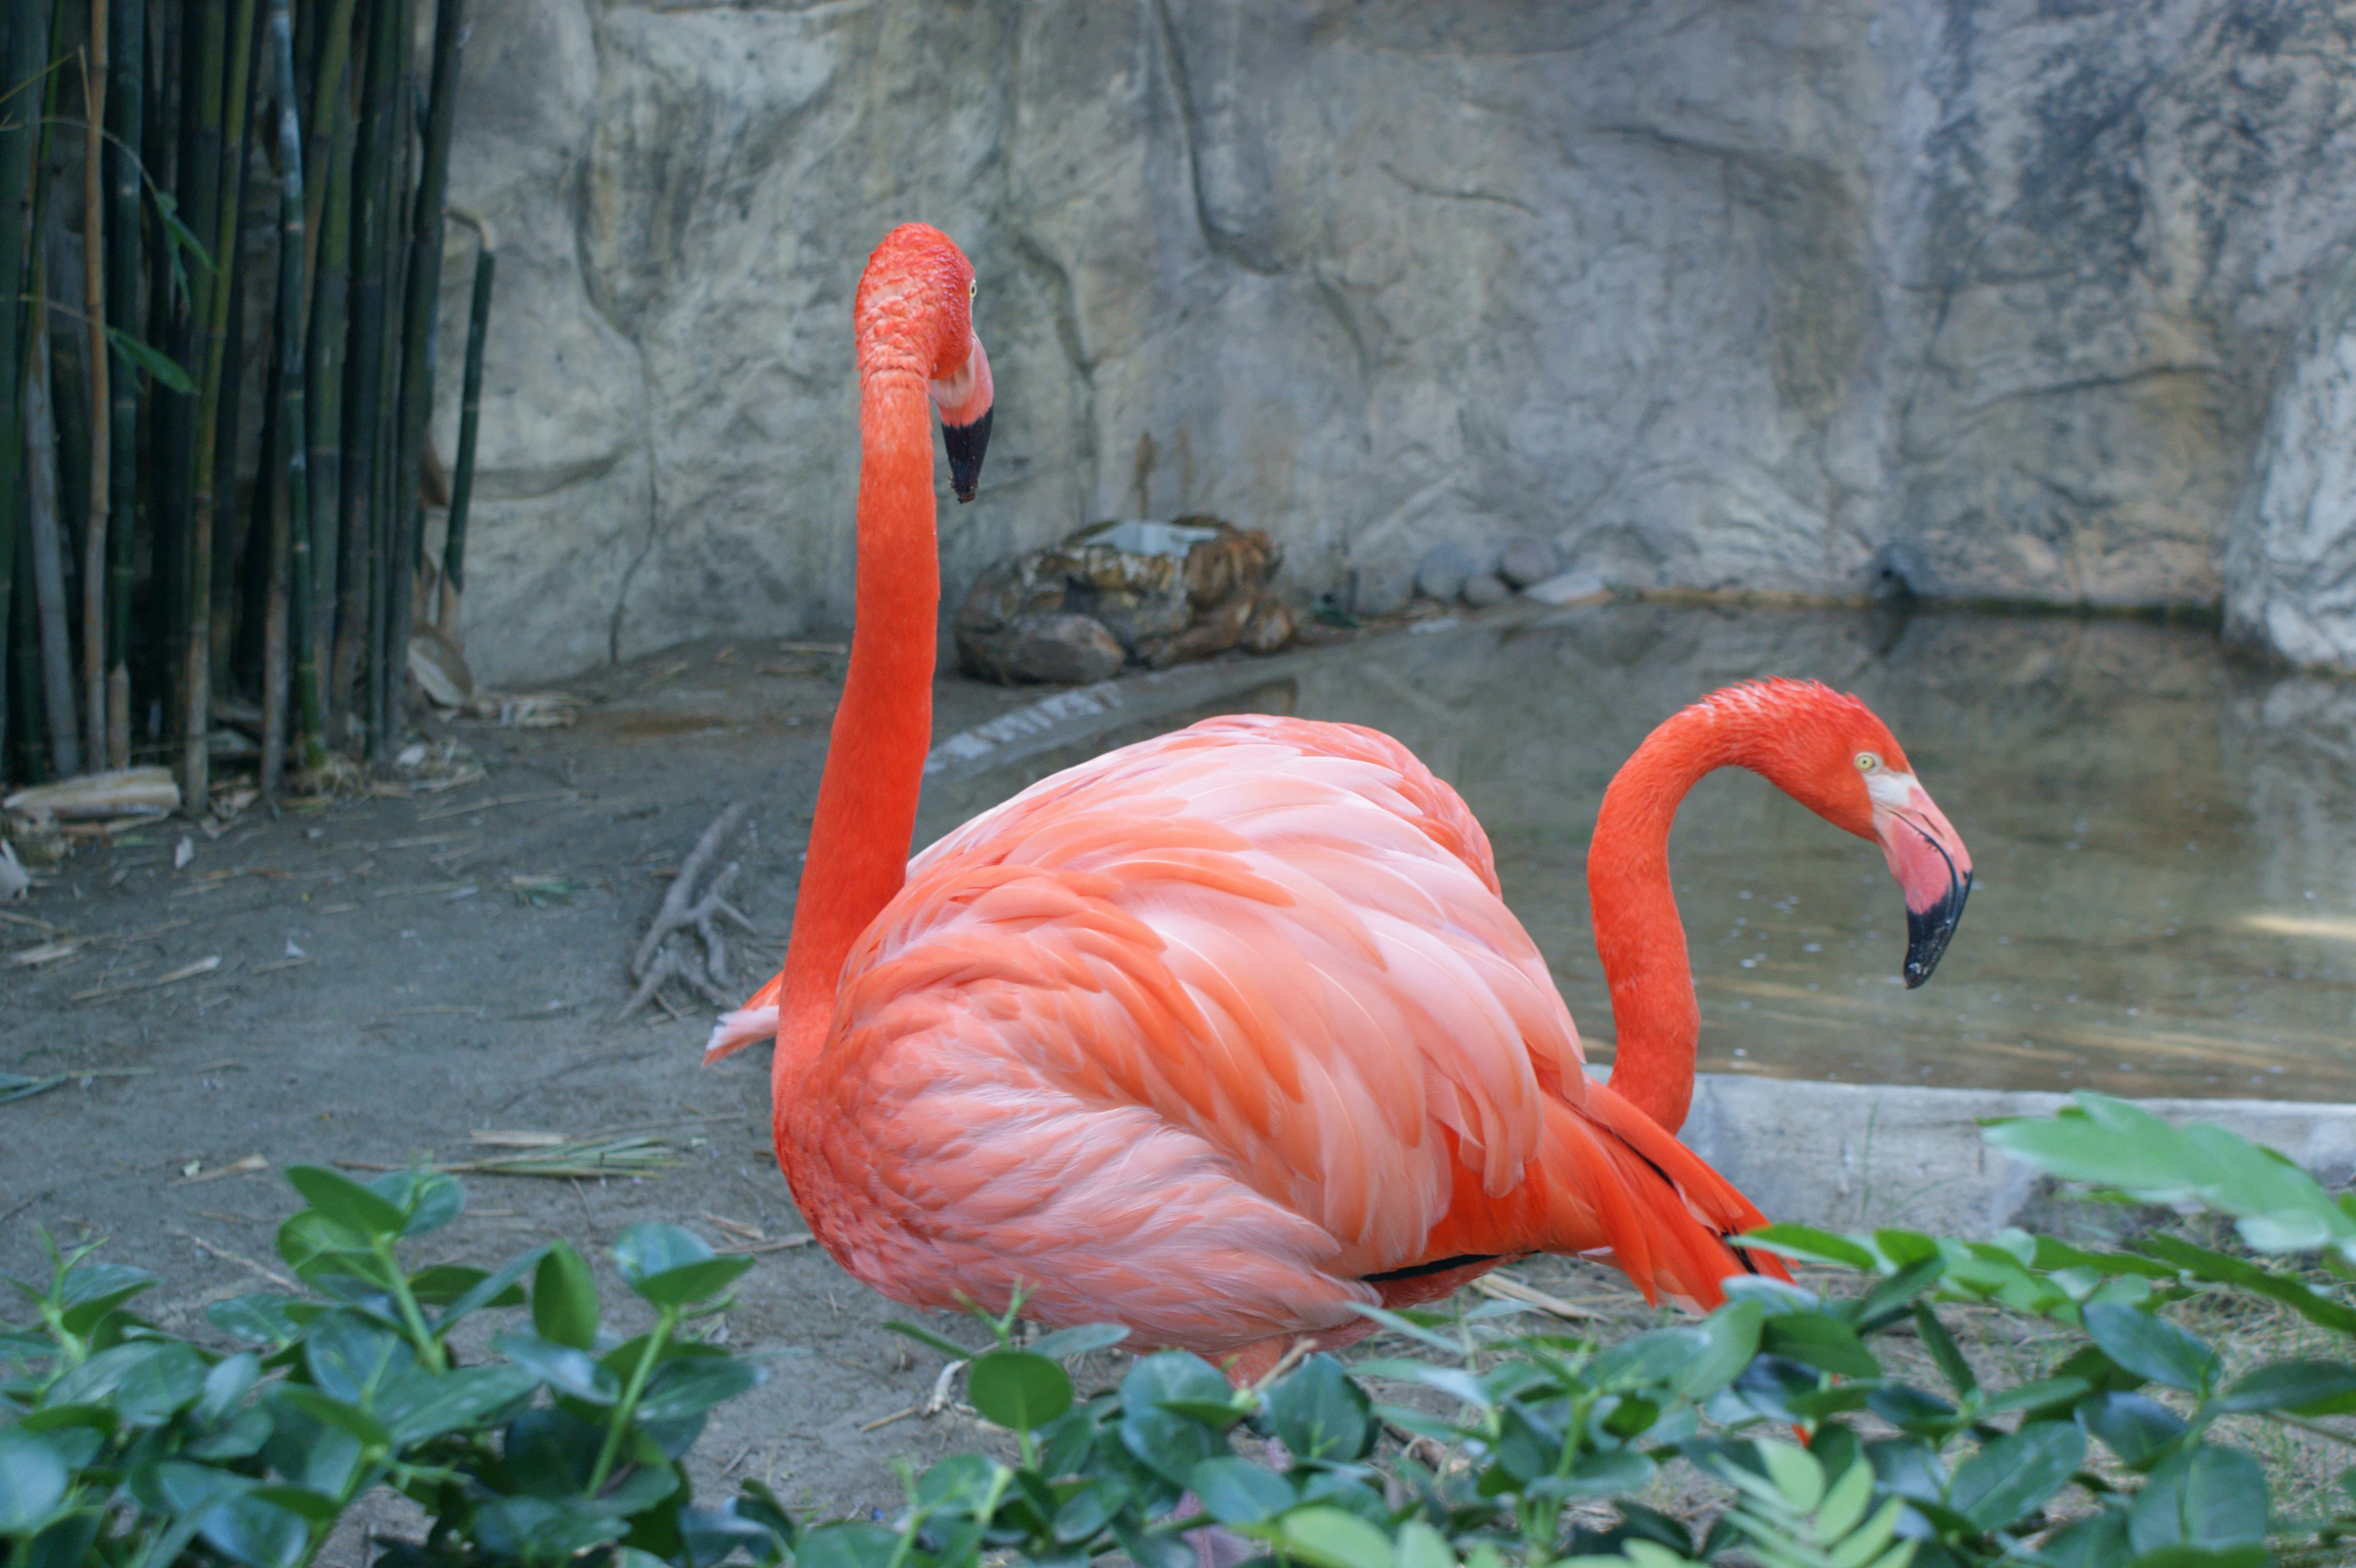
2227,253,2356,670
439,0,2356,682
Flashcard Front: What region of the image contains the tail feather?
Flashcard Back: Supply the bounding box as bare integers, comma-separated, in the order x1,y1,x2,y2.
704,971,784,1064
1539,1080,1791,1309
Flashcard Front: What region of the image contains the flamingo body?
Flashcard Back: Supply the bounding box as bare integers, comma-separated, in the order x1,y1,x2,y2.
720,713,1774,1357
710,225,1966,1376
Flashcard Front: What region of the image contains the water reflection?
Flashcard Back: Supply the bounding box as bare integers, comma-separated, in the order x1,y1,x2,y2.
922,603,2356,1101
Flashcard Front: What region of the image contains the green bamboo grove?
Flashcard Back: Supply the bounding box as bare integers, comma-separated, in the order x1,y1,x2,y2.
0,0,494,803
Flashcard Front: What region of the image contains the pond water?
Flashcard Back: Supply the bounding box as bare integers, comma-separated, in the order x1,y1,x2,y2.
919,602,2356,1103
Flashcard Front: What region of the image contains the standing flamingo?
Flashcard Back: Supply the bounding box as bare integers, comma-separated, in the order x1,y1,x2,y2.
705,225,1972,1380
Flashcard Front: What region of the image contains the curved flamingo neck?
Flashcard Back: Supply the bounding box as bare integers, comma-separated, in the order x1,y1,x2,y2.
772,357,938,1101
1589,698,1783,1134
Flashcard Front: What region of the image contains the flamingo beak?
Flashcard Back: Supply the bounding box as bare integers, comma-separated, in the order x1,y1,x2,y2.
1870,775,1972,988
942,407,991,504
932,331,994,504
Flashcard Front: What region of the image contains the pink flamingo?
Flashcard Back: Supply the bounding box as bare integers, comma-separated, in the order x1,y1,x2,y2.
707,225,1972,1381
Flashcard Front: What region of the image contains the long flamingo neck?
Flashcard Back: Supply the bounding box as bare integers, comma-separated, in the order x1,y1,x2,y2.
1589,702,1772,1133
772,354,938,1100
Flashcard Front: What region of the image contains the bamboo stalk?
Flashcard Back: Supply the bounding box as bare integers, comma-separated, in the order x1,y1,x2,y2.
206,12,262,697
342,0,401,758
27,280,82,778
102,0,140,767
387,0,463,693
8,516,37,782
299,0,353,289
309,3,354,732
0,0,51,771
440,207,491,612
169,0,230,807
264,0,310,788
25,35,79,781
78,19,108,772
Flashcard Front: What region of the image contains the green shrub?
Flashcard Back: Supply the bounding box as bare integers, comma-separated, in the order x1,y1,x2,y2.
7,1094,2356,1568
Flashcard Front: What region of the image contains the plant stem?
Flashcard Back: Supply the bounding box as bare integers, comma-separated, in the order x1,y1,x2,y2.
588,1307,675,1494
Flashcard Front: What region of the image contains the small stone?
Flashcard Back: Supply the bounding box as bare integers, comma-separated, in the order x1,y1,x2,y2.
1461,572,1511,607
1351,560,1416,618
970,613,1126,684
1521,570,1608,606
1496,536,1561,588
1238,595,1297,655
1414,542,1477,602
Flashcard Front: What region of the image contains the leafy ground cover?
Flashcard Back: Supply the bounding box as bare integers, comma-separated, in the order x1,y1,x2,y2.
7,1094,2356,1568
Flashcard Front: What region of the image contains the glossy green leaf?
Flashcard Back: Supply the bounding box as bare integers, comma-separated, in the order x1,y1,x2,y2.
1188,1456,1292,1525
0,1428,68,1533
532,1242,599,1349
2075,1390,2186,1469
105,328,195,395
304,1314,412,1406
1265,1354,1372,1462
1119,1351,1233,1485
1740,1223,1879,1270
2138,1234,2356,1335
1028,1323,1130,1360
276,1386,391,1450
432,1246,546,1335
2128,1445,2270,1554
375,1363,538,1445
968,1350,1073,1432
636,1357,762,1424
198,1493,310,1568
1912,1302,1976,1397
2218,1358,2356,1416
367,1170,464,1236
629,1255,753,1309
2082,1303,2220,1394
1761,1311,1880,1378
494,1329,621,1403
284,1166,408,1239
472,1496,628,1561
1946,1421,2084,1530
793,1522,902,1568
1269,1505,1395,1568
612,1223,714,1284
206,1293,310,1348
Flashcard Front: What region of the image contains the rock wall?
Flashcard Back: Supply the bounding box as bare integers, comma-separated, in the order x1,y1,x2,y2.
436,0,2356,683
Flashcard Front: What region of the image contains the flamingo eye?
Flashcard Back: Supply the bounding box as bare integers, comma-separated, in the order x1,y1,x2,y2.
1855,752,1880,773
968,278,977,302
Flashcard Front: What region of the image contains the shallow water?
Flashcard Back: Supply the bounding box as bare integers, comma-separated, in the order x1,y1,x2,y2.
920,602,2356,1102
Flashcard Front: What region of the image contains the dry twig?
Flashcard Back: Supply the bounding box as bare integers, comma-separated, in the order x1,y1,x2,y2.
618,802,756,1020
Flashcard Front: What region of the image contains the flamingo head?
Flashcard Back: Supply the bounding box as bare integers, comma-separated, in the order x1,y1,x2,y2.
855,223,995,502
1757,683,1973,988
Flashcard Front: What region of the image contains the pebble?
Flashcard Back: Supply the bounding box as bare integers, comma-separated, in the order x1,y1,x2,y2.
1461,572,1511,608
1415,542,1479,602
1497,536,1561,588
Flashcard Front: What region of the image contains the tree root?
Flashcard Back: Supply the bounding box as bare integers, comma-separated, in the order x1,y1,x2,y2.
617,801,758,1021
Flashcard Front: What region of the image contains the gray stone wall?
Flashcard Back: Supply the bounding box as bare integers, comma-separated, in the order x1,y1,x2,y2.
436,0,2356,683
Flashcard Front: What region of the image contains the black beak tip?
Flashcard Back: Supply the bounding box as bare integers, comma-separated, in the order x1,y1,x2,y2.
943,405,992,506
1902,870,1971,989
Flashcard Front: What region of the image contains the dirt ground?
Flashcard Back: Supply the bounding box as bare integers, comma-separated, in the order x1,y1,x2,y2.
0,632,1658,1527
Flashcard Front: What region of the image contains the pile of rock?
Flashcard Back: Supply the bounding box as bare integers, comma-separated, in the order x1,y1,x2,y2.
1415,536,1574,608
955,519,1299,685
